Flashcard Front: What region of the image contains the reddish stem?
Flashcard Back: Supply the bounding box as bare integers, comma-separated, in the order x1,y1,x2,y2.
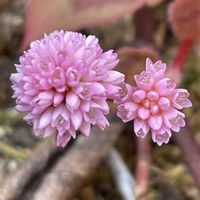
168,38,193,84
172,38,193,70
171,38,200,191
174,125,200,191
135,137,150,200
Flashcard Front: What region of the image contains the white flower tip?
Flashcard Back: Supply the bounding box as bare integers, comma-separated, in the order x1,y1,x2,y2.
146,58,153,66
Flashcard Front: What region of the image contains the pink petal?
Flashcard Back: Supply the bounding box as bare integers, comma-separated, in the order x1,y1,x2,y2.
151,61,166,80
163,108,185,129
91,100,109,114
25,89,39,96
173,89,192,109
117,105,129,123
66,92,80,111
113,82,131,104
66,67,80,87
102,83,120,98
10,73,23,83
71,110,82,130
32,106,46,115
153,60,166,72
152,126,171,146
33,119,40,132
68,127,76,139
20,96,34,104
117,102,137,122
39,78,52,89
97,115,109,130
53,92,64,107
56,133,71,147
148,115,162,130
80,121,91,136
146,91,159,101
158,97,170,111
23,113,34,122
146,59,166,80
92,82,106,95
155,78,176,95
80,101,90,112
44,126,56,137
134,71,154,90
50,68,66,88
132,89,146,103
138,107,150,120
150,104,159,115
104,70,125,84
15,105,32,112
92,109,109,130
38,108,53,129
145,58,153,71
52,105,64,121
134,118,149,138
36,90,54,101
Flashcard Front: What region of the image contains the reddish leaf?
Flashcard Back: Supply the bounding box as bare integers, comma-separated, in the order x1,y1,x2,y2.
21,0,145,50
21,0,164,51
168,0,200,40
145,0,163,7
116,47,160,85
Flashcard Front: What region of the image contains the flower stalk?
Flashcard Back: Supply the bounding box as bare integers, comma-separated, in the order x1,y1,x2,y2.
172,38,193,71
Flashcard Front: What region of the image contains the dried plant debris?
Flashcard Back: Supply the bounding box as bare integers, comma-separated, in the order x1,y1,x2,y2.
0,0,25,54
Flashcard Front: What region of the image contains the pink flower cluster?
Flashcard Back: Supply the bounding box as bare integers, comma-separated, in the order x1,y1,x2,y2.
115,58,192,145
11,30,124,147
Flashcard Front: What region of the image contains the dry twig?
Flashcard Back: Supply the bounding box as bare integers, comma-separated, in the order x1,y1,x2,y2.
0,138,59,200
30,120,123,200
175,124,200,191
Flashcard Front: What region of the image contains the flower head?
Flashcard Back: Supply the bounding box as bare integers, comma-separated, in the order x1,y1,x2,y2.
115,58,192,146
11,30,124,147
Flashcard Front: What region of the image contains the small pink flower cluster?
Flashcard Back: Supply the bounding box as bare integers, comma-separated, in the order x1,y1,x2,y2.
11,30,124,147
115,58,192,145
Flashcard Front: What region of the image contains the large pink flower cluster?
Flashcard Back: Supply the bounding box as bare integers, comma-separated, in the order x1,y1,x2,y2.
115,58,192,145
11,30,124,147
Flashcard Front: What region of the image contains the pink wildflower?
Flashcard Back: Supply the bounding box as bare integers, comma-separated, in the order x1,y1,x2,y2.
115,58,192,146
11,30,124,147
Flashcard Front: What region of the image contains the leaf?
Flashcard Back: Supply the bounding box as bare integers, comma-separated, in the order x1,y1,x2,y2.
168,0,200,40
21,0,164,50
145,0,163,7
116,47,160,85
21,0,145,50
31,120,123,200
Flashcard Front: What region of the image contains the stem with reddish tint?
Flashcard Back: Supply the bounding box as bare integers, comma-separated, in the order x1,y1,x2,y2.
172,38,193,70
171,38,200,191
168,39,193,83
135,137,150,200
168,39,193,84
174,125,200,191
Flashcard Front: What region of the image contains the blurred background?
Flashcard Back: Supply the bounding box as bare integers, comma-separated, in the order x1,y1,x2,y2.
0,0,200,199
